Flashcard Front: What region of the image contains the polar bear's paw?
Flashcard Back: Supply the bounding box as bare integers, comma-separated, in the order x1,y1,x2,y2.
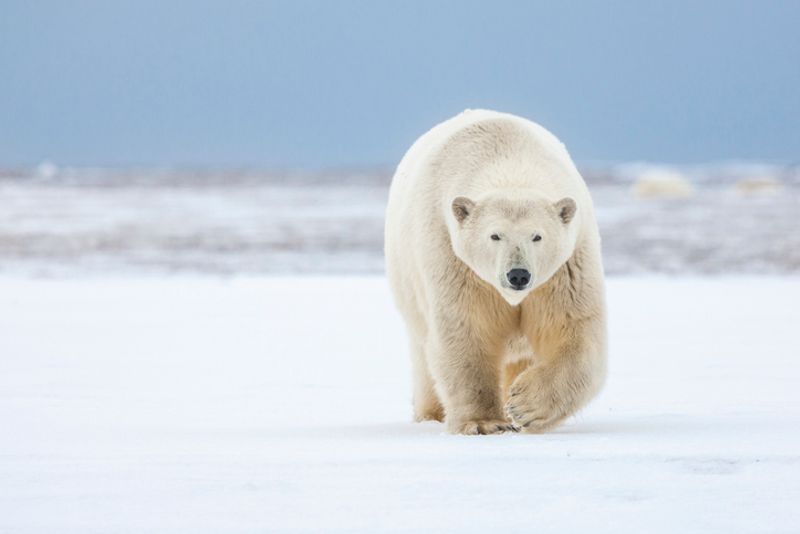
447,418,518,435
505,377,570,433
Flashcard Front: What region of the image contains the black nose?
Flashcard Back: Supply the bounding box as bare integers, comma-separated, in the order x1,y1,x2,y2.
506,268,531,289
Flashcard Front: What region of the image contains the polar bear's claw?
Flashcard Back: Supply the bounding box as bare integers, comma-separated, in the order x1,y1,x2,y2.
505,396,566,434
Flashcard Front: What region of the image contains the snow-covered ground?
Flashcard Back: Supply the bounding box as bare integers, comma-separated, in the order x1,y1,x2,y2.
1,276,798,533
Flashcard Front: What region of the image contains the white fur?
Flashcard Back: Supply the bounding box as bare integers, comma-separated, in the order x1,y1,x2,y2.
385,109,607,434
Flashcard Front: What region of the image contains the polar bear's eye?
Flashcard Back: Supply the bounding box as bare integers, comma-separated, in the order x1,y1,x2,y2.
532,234,542,242
490,234,501,241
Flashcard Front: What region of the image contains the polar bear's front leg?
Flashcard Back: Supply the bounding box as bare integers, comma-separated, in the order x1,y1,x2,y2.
427,313,516,435
430,345,515,435
505,315,606,433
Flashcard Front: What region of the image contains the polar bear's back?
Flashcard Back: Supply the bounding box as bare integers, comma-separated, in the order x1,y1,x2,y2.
386,109,590,243
390,109,571,194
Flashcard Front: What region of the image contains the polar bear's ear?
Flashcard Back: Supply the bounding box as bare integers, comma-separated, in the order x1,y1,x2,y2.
452,196,475,223
555,197,577,224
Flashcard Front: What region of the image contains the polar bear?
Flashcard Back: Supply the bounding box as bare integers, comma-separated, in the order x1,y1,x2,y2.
385,109,607,435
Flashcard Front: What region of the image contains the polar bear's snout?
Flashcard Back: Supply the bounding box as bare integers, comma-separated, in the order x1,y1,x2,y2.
506,268,531,290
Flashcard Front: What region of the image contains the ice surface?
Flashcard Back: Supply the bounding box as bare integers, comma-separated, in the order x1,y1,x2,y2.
1,276,798,533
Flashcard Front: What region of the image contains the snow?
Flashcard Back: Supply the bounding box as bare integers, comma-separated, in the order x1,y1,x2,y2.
1,276,799,533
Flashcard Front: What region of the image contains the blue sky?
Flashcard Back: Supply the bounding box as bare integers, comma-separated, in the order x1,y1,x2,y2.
1,1,798,168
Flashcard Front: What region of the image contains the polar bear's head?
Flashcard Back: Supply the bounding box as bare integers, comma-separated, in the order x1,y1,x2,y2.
449,193,578,305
